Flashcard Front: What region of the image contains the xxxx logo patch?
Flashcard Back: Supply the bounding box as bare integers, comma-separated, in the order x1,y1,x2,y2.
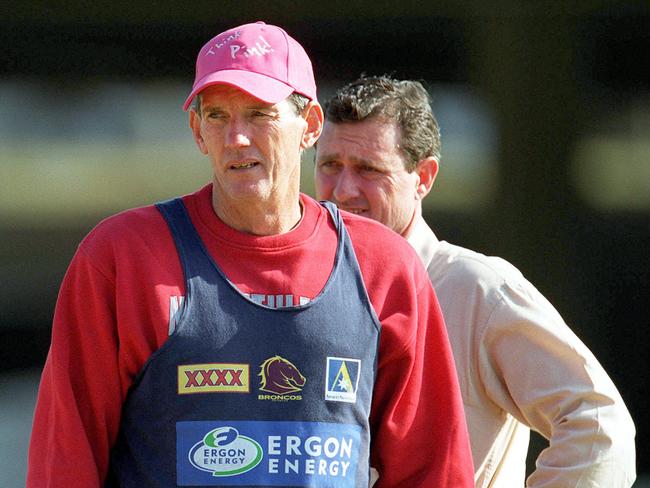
178,363,249,394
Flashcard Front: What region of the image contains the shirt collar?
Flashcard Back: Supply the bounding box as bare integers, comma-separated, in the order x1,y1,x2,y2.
406,215,440,268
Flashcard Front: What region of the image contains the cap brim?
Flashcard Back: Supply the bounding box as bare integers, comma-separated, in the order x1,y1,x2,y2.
183,70,295,111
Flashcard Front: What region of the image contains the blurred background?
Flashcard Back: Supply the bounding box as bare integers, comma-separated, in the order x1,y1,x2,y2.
1,1,648,485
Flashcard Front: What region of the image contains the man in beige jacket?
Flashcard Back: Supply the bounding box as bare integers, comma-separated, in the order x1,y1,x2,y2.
314,74,636,487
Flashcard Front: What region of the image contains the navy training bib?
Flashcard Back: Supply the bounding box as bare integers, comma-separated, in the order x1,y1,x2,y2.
107,198,380,487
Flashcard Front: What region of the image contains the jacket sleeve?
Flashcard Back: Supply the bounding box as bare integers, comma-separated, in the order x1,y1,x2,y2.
480,278,636,487
26,246,123,487
369,275,474,487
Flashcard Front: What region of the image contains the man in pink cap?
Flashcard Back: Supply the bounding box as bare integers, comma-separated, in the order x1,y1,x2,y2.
27,22,473,487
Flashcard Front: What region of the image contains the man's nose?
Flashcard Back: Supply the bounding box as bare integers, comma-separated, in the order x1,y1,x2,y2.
332,170,360,202
225,118,251,148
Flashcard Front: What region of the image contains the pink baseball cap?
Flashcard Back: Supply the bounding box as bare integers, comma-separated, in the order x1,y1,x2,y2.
183,21,317,111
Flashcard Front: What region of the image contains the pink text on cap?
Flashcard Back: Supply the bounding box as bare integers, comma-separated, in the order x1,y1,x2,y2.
183,21,317,111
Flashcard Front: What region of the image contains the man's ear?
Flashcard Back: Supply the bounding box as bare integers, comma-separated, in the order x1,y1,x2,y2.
415,157,439,200
300,101,324,150
189,108,208,155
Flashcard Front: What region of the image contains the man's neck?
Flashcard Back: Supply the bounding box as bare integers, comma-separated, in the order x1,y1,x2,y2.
400,204,423,239
212,190,303,236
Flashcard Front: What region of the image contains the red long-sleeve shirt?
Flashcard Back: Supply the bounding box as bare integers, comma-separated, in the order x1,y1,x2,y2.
27,184,473,487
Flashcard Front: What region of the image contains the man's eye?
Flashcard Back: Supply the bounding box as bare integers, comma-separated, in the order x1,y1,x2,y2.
207,112,227,120
318,161,340,172
360,165,379,173
252,110,272,118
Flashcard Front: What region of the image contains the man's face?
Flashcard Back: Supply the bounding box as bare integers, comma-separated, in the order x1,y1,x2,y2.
190,84,309,207
315,119,420,236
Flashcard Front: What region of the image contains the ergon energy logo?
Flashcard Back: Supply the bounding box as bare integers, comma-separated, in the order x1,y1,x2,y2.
178,363,249,394
188,426,263,477
177,420,361,487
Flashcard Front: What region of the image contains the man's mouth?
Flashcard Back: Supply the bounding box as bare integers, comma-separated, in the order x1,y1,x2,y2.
230,161,259,170
341,207,367,215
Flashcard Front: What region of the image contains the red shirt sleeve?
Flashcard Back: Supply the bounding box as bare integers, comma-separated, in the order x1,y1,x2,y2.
27,205,180,487
27,246,124,486
345,214,474,487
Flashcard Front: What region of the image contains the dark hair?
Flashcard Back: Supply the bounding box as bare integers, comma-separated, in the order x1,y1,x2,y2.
193,91,310,116
324,75,441,171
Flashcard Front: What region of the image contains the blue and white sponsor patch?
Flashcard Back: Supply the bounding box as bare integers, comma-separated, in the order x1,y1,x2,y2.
325,357,361,403
177,420,360,486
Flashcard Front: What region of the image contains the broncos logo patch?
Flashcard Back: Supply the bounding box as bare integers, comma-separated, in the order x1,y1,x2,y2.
258,355,306,397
